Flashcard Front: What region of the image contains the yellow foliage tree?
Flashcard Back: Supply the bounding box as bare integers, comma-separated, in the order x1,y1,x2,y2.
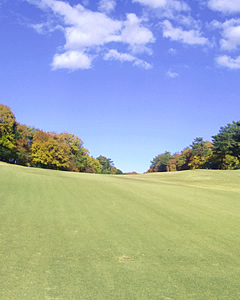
31,131,70,170
0,104,16,151
188,155,207,170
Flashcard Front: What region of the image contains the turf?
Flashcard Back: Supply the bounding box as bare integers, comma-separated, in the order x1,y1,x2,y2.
0,162,240,299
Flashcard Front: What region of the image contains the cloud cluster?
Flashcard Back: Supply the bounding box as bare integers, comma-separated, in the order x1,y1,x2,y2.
25,0,240,71
27,0,154,70
211,17,240,69
206,0,240,69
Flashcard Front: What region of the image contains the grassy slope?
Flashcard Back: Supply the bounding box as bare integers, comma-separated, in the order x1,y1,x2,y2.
0,162,240,300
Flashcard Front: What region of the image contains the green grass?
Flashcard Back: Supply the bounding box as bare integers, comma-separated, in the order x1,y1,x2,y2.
0,162,240,299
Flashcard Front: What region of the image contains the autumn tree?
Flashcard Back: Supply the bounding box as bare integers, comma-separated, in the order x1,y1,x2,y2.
168,153,179,172
31,131,70,170
60,132,89,171
0,104,17,162
84,156,101,173
222,155,239,170
187,138,213,169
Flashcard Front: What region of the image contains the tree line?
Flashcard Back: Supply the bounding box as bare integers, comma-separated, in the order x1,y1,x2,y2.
148,122,240,172
0,104,122,174
1,104,240,174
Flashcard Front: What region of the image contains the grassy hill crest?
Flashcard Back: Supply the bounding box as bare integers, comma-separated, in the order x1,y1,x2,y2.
1,163,240,299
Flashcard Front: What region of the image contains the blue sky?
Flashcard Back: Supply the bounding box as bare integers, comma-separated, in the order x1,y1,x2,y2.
1,0,240,173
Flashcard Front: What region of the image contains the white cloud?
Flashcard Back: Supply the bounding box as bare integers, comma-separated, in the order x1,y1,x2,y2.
31,22,63,34
211,18,240,51
63,13,122,50
166,70,179,78
52,50,92,70
104,49,152,69
168,47,177,54
176,15,201,29
216,55,240,69
120,13,155,52
82,0,89,6
169,0,189,12
162,20,208,45
208,0,240,14
39,0,122,49
133,0,167,9
98,0,116,14
218,19,240,51
105,49,136,62
133,59,152,69
31,22,51,34
133,0,189,11
210,19,222,29
133,0,190,20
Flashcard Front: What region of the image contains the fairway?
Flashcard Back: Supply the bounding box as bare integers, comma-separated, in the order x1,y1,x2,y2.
0,163,240,299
